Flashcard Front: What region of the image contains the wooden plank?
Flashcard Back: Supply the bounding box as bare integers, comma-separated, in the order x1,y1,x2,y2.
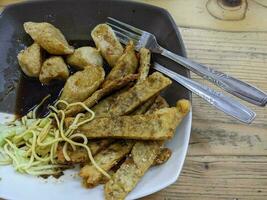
180,27,267,126
189,121,267,156
142,156,267,200
137,0,267,32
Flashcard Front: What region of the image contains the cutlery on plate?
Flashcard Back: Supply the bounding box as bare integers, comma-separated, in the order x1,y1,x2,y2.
153,62,255,124
106,17,267,107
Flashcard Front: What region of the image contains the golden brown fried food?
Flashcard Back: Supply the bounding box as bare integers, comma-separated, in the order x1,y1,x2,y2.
75,106,187,140
104,141,162,200
65,74,138,116
17,43,42,77
24,22,74,55
103,72,172,117
146,95,170,114
137,47,151,83
90,86,131,118
59,66,105,106
91,24,124,67
153,147,172,166
66,47,103,70
102,41,138,88
56,139,113,164
130,96,157,115
39,56,69,84
80,141,134,188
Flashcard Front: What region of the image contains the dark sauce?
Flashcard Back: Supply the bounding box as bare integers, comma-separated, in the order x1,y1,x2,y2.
15,75,64,118
14,40,111,118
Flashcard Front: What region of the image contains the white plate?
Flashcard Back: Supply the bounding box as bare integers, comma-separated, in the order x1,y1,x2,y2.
0,111,192,200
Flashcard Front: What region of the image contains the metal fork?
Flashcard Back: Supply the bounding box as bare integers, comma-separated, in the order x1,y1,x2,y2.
107,17,267,107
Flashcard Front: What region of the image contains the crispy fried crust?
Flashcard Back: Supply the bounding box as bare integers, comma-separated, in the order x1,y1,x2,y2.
146,95,170,114
59,66,105,107
90,86,131,118
102,41,138,88
79,141,134,188
39,56,69,84
56,139,113,164
153,147,172,166
137,48,151,83
96,72,172,117
104,141,162,200
24,22,74,55
130,96,157,115
91,24,124,67
65,74,137,116
17,43,42,77
76,106,187,140
66,47,103,70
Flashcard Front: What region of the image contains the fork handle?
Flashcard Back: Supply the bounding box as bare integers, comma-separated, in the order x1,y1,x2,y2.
153,63,256,124
161,49,267,106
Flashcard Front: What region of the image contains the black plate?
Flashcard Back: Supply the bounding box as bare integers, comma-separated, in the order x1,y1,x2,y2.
0,0,190,116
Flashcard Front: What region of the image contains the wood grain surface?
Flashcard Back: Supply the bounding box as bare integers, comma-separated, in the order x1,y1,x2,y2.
1,0,267,200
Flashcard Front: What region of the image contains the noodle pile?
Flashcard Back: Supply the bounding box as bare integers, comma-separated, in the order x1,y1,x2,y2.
0,96,110,178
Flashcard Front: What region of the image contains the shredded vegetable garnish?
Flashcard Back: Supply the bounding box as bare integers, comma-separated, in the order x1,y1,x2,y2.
0,96,110,179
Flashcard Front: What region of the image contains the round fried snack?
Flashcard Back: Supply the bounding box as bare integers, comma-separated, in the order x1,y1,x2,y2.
39,56,69,84
66,46,103,70
17,43,42,77
59,65,105,106
24,22,74,55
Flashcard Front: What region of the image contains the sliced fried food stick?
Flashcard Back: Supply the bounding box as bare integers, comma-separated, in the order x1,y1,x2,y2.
104,141,162,200
59,95,154,165
83,72,170,118
56,139,113,164
104,100,190,200
153,147,172,166
96,72,172,117
146,95,169,114
90,86,131,118
65,74,137,116
102,41,138,88
76,100,190,140
130,96,157,115
137,47,151,83
79,140,134,188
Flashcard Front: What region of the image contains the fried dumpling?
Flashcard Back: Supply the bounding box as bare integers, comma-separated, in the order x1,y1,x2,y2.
39,56,69,84
91,24,124,67
59,65,105,105
17,43,42,77
24,22,74,55
66,46,103,70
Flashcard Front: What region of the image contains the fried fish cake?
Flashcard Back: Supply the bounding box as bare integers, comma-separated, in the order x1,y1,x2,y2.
59,65,105,106
102,41,138,88
66,46,103,70
104,141,162,200
17,43,42,77
39,56,69,84
65,74,137,116
137,47,151,83
80,141,134,188
91,24,124,67
24,22,74,55
75,107,186,140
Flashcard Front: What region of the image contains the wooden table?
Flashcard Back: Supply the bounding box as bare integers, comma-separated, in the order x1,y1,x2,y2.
1,0,267,199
